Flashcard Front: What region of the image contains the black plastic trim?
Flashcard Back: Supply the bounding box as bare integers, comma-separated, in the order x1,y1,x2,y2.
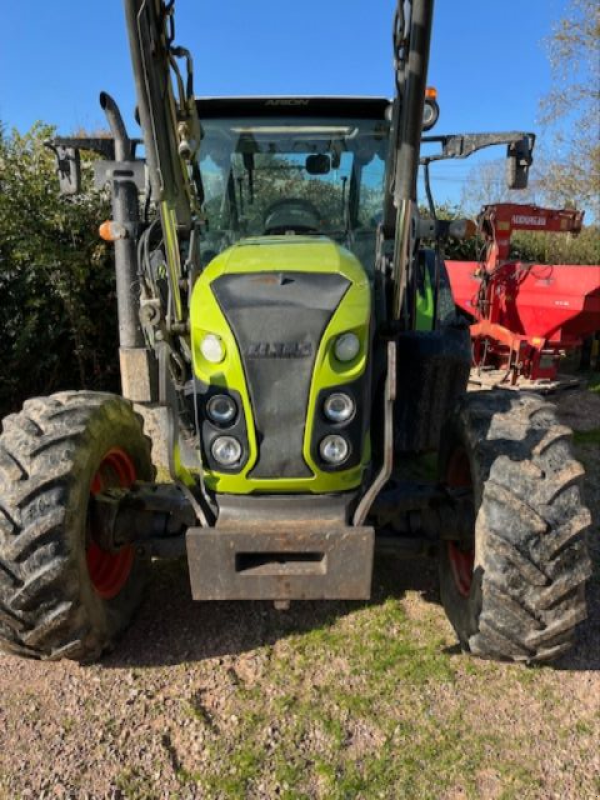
212,271,351,479
310,373,371,473
197,97,390,121
194,380,250,474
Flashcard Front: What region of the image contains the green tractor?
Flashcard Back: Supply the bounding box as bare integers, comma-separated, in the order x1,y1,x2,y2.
0,0,591,663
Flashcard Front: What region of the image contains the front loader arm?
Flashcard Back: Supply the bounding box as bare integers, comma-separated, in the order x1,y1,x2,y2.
123,0,212,492
379,0,435,326
124,0,203,325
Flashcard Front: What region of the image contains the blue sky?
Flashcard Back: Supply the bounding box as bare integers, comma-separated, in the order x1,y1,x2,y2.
0,0,568,206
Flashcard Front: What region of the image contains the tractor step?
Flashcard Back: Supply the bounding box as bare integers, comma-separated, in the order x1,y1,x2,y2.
186,524,374,601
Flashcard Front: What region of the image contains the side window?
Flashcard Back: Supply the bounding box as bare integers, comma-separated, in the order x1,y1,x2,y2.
359,155,386,229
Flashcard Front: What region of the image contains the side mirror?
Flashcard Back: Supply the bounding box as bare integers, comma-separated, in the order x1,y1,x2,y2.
46,144,82,196
506,137,533,190
306,154,331,175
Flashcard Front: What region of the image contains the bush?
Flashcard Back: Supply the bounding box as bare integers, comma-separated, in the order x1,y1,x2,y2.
0,124,119,418
510,226,600,265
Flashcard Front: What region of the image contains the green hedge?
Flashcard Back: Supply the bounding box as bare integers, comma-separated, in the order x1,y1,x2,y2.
0,124,119,419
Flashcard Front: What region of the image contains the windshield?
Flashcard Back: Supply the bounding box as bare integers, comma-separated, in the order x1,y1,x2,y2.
197,115,390,273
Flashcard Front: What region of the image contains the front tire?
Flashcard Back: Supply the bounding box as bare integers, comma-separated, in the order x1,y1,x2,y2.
439,391,592,663
0,392,154,661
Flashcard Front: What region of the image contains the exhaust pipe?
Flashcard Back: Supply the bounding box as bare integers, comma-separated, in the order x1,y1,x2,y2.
98,91,144,354
100,91,134,161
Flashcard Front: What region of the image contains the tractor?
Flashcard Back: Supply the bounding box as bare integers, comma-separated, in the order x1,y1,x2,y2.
0,0,591,664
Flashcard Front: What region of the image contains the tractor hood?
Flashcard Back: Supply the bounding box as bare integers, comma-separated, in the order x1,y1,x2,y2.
189,237,372,494
200,236,370,286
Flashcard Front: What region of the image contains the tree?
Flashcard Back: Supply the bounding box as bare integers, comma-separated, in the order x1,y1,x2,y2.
539,0,600,215
459,159,542,218
459,1,599,221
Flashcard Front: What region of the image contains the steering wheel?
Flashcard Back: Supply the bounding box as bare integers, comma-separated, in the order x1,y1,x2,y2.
263,198,323,235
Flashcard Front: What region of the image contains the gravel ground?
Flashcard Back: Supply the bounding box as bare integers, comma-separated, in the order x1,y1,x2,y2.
0,383,599,800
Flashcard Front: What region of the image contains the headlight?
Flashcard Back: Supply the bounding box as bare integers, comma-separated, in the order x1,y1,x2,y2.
324,393,355,424
211,436,242,466
200,334,226,364
207,395,237,426
334,332,360,363
319,434,350,466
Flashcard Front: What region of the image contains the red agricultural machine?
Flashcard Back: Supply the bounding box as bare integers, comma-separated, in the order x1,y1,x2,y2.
446,203,600,389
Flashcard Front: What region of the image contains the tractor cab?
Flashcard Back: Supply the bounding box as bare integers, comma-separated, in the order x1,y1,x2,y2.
195,97,391,277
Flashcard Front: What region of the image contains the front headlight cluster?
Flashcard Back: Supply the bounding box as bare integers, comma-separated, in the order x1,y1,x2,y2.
205,393,243,467
318,331,363,468
318,390,356,466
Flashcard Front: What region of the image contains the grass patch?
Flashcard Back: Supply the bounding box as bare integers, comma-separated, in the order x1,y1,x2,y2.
201,739,264,799
307,716,506,800
115,768,156,799
575,720,593,736
272,598,456,690
194,597,481,799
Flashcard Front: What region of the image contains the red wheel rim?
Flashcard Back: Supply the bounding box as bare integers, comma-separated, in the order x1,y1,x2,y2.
446,447,475,598
87,449,137,600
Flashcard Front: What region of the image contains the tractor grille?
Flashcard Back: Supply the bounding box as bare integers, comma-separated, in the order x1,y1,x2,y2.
212,272,350,478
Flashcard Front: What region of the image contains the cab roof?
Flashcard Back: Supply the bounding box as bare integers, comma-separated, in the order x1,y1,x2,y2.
196,96,390,120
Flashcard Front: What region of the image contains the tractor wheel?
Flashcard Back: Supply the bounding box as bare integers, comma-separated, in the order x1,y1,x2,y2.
0,392,154,661
438,390,592,663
